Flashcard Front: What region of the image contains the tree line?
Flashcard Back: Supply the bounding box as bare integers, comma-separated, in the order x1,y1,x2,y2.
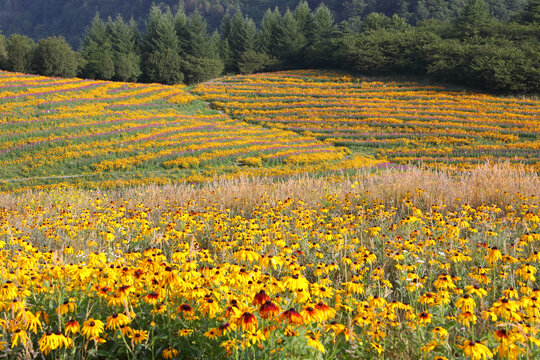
0,0,530,47
0,0,538,93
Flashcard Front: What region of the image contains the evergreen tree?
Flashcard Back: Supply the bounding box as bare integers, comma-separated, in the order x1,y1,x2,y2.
274,9,306,66
80,14,115,80
6,34,35,73
457,0,493,37
33,36,78,77
107,16,141,82
305,4,336,67
260,7,281,55
143,5,183,84
522,0,540,23
180,11,223,84
294,1,314,44
225,12,258,71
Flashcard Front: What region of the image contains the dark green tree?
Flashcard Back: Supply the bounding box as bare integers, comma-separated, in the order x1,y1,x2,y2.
294,1,314,43
457,0,493,37
80,14,115,80
274,9,306,66
6,34,35,73
180,11,223,84
107,16,141,82
305,4,336,67
32,36,78,77
260,7,281,55
224,12,258,71
0,34,7,69
522,0,540,23
143,5,183,84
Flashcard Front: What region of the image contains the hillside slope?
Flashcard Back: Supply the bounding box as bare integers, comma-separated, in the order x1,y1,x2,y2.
0,71,373,192
195,70,540,171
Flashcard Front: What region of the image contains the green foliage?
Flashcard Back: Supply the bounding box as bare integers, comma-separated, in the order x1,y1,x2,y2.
457,0,494,37
143,5,183,84
107,16,141,82
238,49,278,74
32,36,79,77
273,9,306,66
0,34,7,69
6,34,35,73
522,0,540,22
81,15,115,80
179,11,223,84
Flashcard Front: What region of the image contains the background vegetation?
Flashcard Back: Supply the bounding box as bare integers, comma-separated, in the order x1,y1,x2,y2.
0,0,538,93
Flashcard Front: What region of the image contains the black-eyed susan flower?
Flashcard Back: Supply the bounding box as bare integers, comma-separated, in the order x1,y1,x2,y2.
39,331,59,355
259,300,280,319
305,332,325,353
65,319,79,335
236,312,257,332
81,318,104,339
253,290,270,306
106,312,130,330
458,311,477,327
279,308,303,325
130,330,148,345
456,294,476,312
11,328,29,348
460,340,493,360
56,301,76,316
162,347,179,359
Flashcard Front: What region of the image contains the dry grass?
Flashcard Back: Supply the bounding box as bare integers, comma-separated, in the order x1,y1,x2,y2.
1,162,537,214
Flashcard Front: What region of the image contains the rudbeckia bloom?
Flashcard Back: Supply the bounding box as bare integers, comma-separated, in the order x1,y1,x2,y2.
279,308,303,325
81,319,104,339
130,330,148,345
253,290,270,306
65,319,79,335
106,313,130,330
56,301,76,315
11,328,29,348
259,300,280,319
39,331,59,355
236,312,257,331
461,340,493,360
162,347,179,359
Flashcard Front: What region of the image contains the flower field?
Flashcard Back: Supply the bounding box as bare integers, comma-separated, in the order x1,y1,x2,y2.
194,70,540,171
0,173,538,359
0,71,367,192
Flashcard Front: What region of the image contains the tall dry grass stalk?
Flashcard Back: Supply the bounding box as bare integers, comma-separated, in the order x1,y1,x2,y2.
1,162,538,214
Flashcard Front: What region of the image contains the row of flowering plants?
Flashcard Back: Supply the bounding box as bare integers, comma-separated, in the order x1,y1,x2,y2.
0,188,538,359
0,71,360,192
193,70,540,171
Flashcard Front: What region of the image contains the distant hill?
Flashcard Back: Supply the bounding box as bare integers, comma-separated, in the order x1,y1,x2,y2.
0,0,528,47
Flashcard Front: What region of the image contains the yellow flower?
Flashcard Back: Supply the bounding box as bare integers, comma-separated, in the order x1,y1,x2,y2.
81,318,104,339
106,313,130,330
130,330,148,345
11,329,29,348
461,340,493,360
162,347,179,359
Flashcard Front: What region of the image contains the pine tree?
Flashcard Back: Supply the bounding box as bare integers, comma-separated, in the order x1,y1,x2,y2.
80,14,115,80
260,8,281,55
457,0,493,37
142,5,183,84
305,4,336,67
180,11,223,84
522,0,540,23
107,16,141,82
274,9,306,67
294,1,314,44
33,36,78,77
